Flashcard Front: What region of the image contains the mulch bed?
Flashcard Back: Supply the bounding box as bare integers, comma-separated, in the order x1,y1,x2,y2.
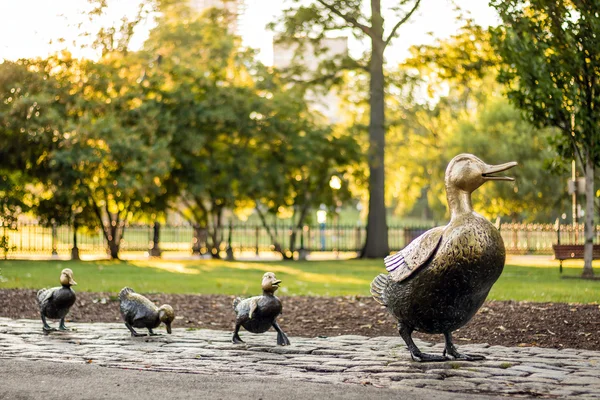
2,289,599,351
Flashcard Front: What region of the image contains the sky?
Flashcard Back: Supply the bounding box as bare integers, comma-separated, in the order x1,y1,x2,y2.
0,0,499,65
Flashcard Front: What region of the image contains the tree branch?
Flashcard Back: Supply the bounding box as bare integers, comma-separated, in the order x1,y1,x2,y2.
316,0,373,38
86,187,110,243
254,201,279,248
384,0,422,50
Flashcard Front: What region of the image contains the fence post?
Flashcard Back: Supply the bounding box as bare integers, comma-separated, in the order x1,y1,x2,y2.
335,222,340,258
255,226,259,257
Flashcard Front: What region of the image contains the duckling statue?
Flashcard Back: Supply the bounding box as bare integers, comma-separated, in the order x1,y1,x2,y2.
119,287,174,337
37,268,77,332
232,272,290,346
371,154,517,362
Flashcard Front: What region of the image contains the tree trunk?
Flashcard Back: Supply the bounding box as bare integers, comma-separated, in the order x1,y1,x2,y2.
225,219,234,261
286,200,312,261
51,223,58,257
209,209,223,259
107,223,122,260
254,204,285,259
582,151,595,278
108,242,118,259
192,224,207,256
71,223,80,261
150,222,162,258
362,1,389,258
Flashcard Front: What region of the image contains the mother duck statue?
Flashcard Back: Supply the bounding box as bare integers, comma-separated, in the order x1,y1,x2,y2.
371,154,517,362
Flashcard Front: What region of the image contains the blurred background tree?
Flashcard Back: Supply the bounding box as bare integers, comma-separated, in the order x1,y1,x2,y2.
0,0,587,260
491,0,600,277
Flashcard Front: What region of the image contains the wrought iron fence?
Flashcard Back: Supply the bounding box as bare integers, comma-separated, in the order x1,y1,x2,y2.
0,221,597,258
499,222,600,255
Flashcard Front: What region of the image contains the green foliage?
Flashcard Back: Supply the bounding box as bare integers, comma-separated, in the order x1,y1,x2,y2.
491,0,600,161
0,2,362,260
450,99,566,221
139,5,361,257
491,0,600,276
384,24,566,221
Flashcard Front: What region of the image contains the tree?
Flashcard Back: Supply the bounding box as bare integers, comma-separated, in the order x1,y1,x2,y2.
5,56,100,259
0,59,64,255
62,0,176,259
382,24,565,222
448,99,565,221
142,5,259,257
491,0,600,277
247,72,361,259
273,0,423,258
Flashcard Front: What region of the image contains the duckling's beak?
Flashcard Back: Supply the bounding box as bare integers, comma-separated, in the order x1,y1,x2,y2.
482,161,518,181
166,323,172,334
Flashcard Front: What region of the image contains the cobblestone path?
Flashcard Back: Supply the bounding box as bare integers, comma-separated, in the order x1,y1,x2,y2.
1,318,599,398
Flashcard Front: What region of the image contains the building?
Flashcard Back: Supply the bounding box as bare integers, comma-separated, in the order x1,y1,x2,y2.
188,0,245,33
273,37,349,123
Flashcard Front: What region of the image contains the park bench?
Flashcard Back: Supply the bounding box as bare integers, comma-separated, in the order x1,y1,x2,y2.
552,244,600,273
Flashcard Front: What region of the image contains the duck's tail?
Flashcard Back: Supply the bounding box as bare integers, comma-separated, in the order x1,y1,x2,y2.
370,274,389,306
232,297,242,311
119,287,135,301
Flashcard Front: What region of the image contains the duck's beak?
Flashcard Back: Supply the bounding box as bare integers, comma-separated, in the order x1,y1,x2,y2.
273,279,282,286
69,278,77,286
166,323,172,334
482,161,518,181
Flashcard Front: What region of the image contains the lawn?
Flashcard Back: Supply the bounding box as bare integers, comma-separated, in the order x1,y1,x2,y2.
0,258,598,303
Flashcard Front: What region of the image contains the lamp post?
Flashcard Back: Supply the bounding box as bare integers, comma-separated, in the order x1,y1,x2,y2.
329,176,342,257
317,206,327,251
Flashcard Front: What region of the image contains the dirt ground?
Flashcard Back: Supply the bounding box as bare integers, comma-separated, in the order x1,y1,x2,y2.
2,289,599,351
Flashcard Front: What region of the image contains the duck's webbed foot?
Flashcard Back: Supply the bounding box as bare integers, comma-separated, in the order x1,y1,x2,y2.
273,321,290,346
43,326,57,334
276,331,291,346
232,324,244,344
58,318,69,331
444,332,485,361
125,323,146,337
148,328,159,336
398,323,446,363
412,352,447,362
41,314,56,333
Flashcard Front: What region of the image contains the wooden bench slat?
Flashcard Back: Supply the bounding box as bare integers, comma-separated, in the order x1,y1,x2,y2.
552,244,600,260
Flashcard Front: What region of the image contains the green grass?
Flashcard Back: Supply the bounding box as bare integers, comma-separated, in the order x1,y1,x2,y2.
0,259,598,303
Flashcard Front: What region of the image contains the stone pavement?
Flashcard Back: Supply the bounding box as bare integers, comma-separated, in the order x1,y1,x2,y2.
1,318,599,399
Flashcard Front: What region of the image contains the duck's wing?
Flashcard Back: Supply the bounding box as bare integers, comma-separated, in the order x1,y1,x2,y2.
119,289,157,322
384,226,445,283
37,287,56,310
234,297,258,318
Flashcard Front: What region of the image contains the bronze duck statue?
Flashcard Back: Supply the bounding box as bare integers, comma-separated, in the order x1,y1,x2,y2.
37,268,77,332
119,287,174,336
232,272,290,346
371,154,517,362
